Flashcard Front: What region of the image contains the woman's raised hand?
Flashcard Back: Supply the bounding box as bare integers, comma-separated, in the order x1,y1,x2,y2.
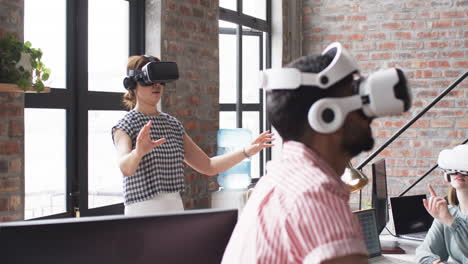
244,130,275,157
423,184,454,226
135,120,166,158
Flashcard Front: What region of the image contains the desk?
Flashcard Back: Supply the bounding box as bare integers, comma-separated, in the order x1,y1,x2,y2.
370,234,421,263
370,234,458,264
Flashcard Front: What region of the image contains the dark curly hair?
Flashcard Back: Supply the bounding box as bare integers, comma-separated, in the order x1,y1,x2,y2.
266,53,354,141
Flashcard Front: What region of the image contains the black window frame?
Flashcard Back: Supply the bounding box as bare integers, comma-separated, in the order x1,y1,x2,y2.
219,0,272,181
24,0,145,219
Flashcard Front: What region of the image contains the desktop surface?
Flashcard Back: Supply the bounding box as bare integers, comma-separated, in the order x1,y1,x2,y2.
371,234,458,264
370,234,421,264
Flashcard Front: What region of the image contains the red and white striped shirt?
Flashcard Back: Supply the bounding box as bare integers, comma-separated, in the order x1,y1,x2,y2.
222,141,368,264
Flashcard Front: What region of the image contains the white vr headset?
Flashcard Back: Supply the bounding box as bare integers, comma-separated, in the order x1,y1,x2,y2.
438,144,468,182
260,42,412,134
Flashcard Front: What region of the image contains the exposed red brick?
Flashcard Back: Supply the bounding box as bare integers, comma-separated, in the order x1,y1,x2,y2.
456,120,468,128
0,198,9,211
394,32,412,39
0,177,20,192
8,158,22,173
9,119,23,137
9,195,21,211
432,20,453,28
382,22,401,30
430,120,454,128
0,141,20,155
0,121,8,137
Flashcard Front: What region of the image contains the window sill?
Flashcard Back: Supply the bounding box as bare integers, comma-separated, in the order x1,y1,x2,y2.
0,83,51,93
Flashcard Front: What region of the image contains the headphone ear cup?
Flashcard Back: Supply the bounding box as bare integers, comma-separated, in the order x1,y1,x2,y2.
307,98,346,134
123,77,136,90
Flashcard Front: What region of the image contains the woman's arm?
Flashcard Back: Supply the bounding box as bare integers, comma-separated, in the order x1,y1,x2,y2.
449,213,468,256
415,219,449,264
113,120,166,176
417,185,452,264
183,131,274,176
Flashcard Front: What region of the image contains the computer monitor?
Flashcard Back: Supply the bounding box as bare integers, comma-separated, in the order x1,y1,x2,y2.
0,208,238,264
372,158,389,234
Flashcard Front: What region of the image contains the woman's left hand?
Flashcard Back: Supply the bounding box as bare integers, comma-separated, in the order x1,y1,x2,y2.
244,131,275,157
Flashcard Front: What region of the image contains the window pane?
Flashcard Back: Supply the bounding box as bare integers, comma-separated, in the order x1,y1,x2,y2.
220,0,237,11
219,20,237,29
220,111,236,129
242,0,266,20
242,33,260,103
88,0,129,92
24,0,66,89
25,109,66,219
219,33,237,104
88,111,126,208
242,112,260,178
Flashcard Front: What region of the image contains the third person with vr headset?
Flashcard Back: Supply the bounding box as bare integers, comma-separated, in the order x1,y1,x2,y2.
416,145,468,264
112,55,275,216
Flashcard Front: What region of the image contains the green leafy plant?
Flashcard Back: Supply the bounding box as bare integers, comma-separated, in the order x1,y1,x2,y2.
0,33,50,92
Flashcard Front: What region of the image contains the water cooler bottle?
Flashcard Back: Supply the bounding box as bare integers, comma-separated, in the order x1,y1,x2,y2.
217,128,252,190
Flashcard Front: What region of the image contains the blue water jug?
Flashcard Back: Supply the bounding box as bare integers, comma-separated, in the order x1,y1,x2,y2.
217,128,252,190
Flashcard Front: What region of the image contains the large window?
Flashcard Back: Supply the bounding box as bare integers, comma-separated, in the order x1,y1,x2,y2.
219,1,271,179
24,0,145,219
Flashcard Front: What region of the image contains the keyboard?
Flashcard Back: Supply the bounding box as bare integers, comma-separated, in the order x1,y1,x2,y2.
399,231,427,241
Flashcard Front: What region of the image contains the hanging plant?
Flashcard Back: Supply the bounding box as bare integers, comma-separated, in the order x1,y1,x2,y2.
0,33,51,92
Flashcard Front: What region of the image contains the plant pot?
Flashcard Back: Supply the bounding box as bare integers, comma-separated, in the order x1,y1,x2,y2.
15,52,33,78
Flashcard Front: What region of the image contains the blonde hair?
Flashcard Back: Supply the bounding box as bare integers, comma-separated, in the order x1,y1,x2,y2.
448,186,459,206
122,55,161,110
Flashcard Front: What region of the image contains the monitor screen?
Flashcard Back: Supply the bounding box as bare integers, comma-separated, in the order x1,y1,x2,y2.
390,194,433,235
0,208,238,264
372,158,388,234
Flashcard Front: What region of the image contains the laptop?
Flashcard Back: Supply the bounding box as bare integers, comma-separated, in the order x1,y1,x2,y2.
390,194,434,241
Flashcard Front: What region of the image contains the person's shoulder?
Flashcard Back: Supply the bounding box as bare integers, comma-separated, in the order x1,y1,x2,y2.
113,110,132,124
120,109,140,120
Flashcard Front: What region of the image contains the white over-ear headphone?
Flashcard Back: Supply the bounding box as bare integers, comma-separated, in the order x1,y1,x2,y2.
259,42,412,134
307,96,362,134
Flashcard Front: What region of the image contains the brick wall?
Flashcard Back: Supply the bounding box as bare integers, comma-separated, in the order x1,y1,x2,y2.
0,0,25,222
302,0,468,208
160,0,219,209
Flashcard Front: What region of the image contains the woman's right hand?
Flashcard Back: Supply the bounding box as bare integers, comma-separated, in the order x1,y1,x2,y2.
135,120,166,158
423,184,454,226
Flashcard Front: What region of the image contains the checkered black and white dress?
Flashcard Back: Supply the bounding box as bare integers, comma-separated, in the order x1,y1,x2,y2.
112,110,185,206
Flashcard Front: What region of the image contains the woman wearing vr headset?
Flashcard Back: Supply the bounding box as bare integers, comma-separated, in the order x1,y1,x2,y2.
112,55,274,216
416,145,468,264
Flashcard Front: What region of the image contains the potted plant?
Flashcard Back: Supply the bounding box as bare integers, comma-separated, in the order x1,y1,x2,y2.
0,33,50,92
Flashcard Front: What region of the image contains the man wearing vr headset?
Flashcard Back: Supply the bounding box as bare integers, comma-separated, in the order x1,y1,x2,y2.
112,55,274,215
416,145,468,264
223,42,412,264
